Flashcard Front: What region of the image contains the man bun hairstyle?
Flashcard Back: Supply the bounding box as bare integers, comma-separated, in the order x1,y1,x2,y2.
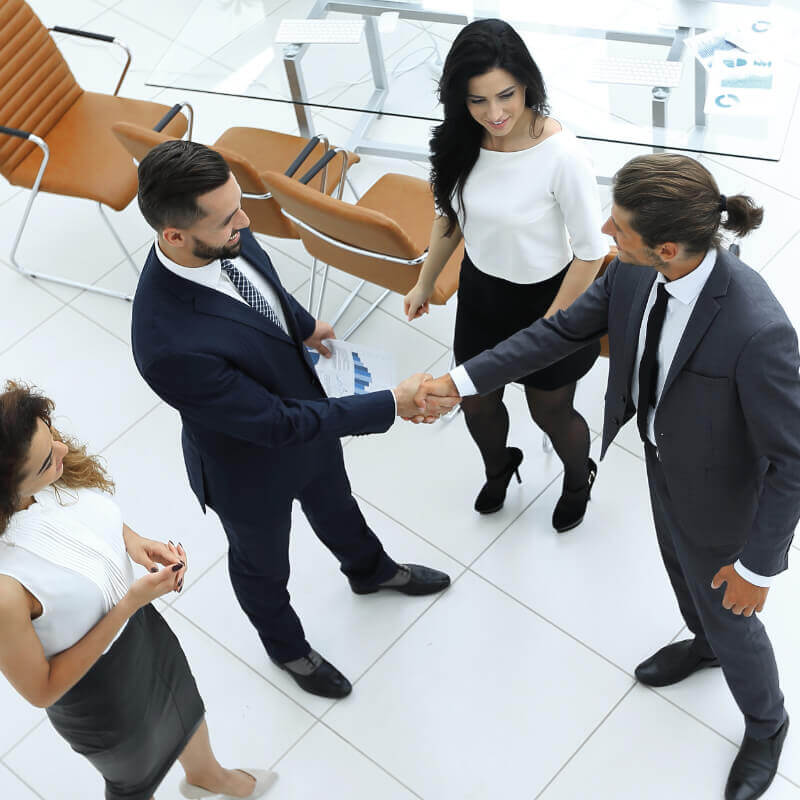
137,139,231,233
613,154,763,254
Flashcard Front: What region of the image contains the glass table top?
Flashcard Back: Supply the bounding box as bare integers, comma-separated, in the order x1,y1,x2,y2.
147,0,800,161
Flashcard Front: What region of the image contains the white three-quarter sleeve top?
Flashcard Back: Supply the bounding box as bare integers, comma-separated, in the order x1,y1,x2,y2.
0,487,134,659
456,125,608,284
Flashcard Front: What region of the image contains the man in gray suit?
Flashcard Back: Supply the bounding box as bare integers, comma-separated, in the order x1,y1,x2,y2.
417,154,800,800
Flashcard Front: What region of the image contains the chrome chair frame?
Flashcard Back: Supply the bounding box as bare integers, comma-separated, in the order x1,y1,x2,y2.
4,26,192,301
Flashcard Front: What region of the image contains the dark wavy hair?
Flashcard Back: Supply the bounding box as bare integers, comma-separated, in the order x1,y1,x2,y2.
0,382,114,535
430,19,549,236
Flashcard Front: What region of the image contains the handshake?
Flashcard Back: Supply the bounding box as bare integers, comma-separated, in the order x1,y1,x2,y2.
392,373,462,423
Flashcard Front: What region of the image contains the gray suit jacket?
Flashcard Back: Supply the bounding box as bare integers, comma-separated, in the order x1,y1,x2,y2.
463,248,800,576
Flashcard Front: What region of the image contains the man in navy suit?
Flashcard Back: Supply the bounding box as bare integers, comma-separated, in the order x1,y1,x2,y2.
131,140,453,698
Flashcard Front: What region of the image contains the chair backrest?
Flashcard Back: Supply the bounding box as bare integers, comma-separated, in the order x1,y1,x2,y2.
112,121,298,239
111,121,175,164
0,0,83,179
263,170,420,260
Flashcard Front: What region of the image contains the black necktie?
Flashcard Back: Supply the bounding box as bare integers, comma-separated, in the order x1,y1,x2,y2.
637,283,670,442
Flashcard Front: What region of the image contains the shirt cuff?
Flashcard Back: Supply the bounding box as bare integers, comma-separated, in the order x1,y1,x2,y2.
733,559,773,588
449,365,478,397
389,389,398,416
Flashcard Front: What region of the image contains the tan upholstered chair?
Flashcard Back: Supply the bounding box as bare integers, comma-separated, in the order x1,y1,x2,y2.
112,120,359,241
0,0,190,300
261,164,462,337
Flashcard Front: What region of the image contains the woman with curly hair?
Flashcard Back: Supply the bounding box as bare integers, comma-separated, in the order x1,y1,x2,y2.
0,382,276,800
405,19,608,530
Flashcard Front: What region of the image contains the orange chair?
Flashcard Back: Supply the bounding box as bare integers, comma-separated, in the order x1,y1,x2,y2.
262,157,462,337
112,117,360,310
0,0,190,300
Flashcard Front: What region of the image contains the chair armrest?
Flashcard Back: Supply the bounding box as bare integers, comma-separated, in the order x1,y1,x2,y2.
0,125,33,139
51,25,115,42
285,136,321,177
49,26,132,96
153,102,194,140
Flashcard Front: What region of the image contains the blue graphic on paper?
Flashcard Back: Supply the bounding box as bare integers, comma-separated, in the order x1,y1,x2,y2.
352,352,372,394
308,349,321,366
715,93,741,108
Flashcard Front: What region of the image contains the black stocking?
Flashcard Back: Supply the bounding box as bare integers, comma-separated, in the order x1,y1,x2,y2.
524,382,591,490
460,388,511,477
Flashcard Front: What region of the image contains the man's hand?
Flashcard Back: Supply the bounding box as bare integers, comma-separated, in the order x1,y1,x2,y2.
711,564,769,617
304,320,336,358
414,374,461,414
393,373,459,423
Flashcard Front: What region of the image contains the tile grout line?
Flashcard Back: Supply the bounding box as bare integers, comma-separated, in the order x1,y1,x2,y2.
319,720,426,799
166,602,331,721
531,683,637,800
98,400,163,454
0,717,47,763
0,757,48,800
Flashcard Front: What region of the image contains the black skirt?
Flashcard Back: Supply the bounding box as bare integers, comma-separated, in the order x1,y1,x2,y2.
453,251,600,390
46,604,205,800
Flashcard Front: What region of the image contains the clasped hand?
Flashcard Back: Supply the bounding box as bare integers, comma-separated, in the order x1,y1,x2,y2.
393,373,461,424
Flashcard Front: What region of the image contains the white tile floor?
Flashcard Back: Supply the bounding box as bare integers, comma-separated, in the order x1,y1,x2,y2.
2,1,800,798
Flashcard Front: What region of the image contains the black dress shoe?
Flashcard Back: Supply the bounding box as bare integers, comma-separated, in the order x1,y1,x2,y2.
474,447,523,514
634,639,720,687
272,653,352,699
552,458,597,533
726,716,789,800
350,564,451,596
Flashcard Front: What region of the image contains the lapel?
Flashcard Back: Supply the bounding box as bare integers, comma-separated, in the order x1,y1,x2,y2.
148,240,296,346
659,248,731,402
238,230,302,343
622,268,657,396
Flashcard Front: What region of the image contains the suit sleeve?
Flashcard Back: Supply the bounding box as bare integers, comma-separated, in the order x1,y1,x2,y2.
463,259,615,394
286,292,316,340
142,352,395,447
736,320,800,576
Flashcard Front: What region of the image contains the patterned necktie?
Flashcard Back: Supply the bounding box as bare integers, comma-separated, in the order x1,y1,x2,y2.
637,282,670,442
220,259,286,334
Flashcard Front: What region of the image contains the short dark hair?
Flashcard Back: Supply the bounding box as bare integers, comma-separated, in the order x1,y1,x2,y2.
613,154,763,254
137,140,231,232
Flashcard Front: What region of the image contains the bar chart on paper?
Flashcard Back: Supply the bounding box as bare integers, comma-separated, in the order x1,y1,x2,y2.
307,340,394,398
352,352,372,394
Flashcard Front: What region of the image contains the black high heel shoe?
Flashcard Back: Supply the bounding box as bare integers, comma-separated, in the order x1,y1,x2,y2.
474,447,524,514
552,458,597,533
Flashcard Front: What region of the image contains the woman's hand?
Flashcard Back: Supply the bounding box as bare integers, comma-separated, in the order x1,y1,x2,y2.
123,526,187,593
125,562,185,610
404,283,433,321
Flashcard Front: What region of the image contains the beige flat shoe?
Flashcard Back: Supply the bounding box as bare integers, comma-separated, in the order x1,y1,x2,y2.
179,769,277,799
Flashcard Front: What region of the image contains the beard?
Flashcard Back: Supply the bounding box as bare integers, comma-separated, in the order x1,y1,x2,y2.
190,232,243,261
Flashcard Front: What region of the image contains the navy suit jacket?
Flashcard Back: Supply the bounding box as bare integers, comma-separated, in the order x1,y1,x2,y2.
131,229,395,524
463,248,800,576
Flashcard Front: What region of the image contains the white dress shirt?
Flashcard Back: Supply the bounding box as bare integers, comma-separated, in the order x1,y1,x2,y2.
450,249,771,586
153,239,289,333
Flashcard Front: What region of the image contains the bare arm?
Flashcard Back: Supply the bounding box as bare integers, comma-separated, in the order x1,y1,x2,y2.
405,216,463,320
0,568,179,708
543,256,605,318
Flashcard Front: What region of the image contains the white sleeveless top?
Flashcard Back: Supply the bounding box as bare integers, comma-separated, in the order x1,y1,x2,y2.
0,487,135,659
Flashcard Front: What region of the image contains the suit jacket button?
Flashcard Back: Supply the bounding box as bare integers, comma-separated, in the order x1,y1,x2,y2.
620,395,626,403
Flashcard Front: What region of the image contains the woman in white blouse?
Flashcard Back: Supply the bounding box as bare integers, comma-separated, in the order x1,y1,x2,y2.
405,19,608,531
0,382,275,800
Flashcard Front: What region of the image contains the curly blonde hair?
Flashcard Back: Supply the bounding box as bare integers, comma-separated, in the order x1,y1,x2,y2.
0,381,114,534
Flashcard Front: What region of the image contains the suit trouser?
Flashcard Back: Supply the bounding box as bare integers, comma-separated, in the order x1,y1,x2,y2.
217,441,398,663
644,444,786,739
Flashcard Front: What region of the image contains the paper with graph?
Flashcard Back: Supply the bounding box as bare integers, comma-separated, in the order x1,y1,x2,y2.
307,340,395,398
